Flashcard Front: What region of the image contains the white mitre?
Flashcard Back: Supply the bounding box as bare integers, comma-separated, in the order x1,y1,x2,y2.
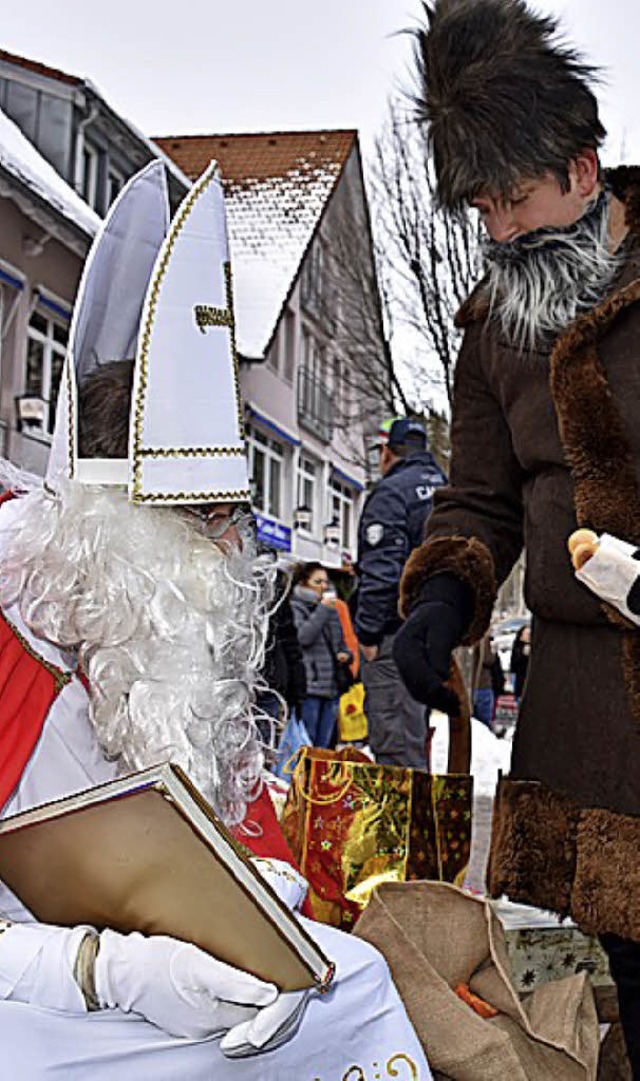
46,159,249,504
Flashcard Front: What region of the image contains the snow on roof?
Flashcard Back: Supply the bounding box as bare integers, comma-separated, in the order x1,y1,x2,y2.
0,47,81,88
0,106,99,238
155,132,356,358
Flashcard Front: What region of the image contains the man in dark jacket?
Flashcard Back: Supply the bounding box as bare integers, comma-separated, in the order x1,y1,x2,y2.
394,0,640,1067
354,418,446,766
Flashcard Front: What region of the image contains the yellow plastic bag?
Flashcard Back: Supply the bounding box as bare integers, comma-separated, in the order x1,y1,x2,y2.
338,681,368,742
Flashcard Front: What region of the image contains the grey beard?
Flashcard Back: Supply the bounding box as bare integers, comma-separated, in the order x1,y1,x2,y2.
484,190,621,353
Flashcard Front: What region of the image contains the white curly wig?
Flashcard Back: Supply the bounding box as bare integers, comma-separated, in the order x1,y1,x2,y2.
0,474,276,826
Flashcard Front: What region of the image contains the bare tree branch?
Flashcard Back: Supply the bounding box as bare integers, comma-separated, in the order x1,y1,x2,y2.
369,100,483,410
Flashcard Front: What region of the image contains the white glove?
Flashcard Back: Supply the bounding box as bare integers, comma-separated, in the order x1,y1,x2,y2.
95,929,278,1039
250,857,308,912
574,532,640,626
220,989,309,1058
0,921,304,1052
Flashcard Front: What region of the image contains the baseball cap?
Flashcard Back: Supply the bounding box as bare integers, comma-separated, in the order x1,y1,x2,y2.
387,417,427,450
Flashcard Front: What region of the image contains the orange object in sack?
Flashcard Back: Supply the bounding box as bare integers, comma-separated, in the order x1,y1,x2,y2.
454,982,499,1019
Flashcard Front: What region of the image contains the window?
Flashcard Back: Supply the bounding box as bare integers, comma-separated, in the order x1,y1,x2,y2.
298,329,332,441
281,308,296,383
5,81,38,142
24,308,69,437
301,240,324,316
107,167,125,208
332,354,343,416
246,425,284,519
297,455,318,533
81,141,100,208
267,345,279,373
38,95,72,174
331,479,353,550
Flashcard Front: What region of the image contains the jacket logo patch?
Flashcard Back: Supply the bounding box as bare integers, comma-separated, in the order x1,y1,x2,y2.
416,484,435,501
366,523,384,546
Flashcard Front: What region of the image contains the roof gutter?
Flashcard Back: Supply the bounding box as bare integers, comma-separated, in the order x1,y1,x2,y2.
73,101,99,195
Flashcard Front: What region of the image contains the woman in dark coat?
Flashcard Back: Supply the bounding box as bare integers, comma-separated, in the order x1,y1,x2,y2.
257,570,307,744
290,562,351,748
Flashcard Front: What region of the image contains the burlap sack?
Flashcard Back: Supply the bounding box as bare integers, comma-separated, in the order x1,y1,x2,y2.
354,881,599,1081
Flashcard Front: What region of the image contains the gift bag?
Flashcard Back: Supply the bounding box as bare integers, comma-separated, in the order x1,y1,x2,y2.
272,712,311,781
355,881,599,1081
493,693,519,731
337,681,368,743
281,745,473,929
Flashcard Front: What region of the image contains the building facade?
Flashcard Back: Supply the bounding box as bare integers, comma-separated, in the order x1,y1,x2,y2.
0,52,390,569
158,131,389,567
0,104,97,475
0,49,189,214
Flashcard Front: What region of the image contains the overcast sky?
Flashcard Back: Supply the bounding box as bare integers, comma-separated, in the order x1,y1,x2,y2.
3,0,640,165
4,0,638,412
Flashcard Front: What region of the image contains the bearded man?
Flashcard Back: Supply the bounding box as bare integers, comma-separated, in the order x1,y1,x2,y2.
0,161,432,1079
393,0,640,1070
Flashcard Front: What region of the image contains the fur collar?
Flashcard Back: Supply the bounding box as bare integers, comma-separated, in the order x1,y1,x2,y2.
549,269,640,725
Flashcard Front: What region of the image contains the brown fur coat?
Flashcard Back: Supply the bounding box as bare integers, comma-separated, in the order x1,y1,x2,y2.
401,167,640,939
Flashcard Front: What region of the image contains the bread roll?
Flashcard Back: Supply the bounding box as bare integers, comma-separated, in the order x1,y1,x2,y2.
572,541,598,570
567,528,598,556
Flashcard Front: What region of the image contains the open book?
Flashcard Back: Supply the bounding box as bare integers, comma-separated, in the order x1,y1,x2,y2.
0,764,334,993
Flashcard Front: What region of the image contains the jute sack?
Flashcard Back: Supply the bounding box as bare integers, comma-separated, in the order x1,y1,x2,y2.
354,881,599,1081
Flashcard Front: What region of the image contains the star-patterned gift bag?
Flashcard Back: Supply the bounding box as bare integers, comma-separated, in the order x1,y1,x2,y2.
280,746,473,929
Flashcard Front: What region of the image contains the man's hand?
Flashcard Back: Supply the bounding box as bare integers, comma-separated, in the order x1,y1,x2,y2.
569,530,640,626
360,643,379,663
1,922,301,1053
393,574,472,714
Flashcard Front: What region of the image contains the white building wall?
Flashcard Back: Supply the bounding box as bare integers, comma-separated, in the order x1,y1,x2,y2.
238,143,386,570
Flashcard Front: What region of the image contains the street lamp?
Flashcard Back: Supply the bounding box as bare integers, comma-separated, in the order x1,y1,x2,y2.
293,504,312,530
323,518,341,546
15,395,46,432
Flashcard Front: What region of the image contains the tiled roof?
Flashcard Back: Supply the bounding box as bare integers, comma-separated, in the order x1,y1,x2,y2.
156,131,357,358
0,48,81,88
153,130,356,185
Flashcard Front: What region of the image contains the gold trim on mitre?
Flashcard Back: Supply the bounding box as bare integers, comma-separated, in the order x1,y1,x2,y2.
130,163,247,505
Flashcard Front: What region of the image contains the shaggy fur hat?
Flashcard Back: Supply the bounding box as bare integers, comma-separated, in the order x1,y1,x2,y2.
415,0,606,210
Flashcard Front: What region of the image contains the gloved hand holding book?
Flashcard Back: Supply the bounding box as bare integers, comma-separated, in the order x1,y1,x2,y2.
0,920,307,1055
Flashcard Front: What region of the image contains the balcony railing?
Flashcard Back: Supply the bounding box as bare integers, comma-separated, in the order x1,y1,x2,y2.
297,367,333,443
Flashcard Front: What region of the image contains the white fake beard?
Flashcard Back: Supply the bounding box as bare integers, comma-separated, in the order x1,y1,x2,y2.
0,482,276,825
484,189,621,353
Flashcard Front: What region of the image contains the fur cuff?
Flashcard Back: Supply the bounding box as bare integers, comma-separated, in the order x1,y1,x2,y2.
399,535,496,645
488,776,640,942
487,775,581,918
572,808,640,941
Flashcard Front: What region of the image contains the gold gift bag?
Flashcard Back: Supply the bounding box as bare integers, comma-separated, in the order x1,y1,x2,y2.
281,741,473,929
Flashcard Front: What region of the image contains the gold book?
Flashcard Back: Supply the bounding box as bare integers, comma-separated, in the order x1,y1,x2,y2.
0,763,334,993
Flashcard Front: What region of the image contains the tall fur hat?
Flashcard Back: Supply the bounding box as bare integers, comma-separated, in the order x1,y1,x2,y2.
415,0,606,210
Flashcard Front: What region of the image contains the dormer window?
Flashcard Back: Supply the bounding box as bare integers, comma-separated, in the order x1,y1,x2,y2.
80,141,100,208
